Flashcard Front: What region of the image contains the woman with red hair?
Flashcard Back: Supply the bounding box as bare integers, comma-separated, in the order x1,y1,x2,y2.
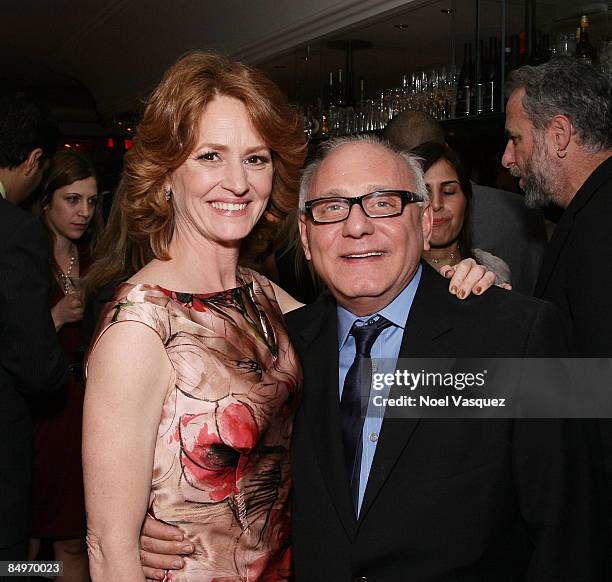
83,51,306,581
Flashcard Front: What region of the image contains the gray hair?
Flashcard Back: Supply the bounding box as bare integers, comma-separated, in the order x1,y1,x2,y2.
507,57,612,153
298,134,429,211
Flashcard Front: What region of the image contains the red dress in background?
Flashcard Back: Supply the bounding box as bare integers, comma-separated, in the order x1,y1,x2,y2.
30,249,90,539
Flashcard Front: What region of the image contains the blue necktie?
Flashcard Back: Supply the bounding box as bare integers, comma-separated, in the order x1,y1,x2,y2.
341,315,392,513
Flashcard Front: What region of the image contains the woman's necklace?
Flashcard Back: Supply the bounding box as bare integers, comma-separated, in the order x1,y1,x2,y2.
60,253,78,294
430,250,456,265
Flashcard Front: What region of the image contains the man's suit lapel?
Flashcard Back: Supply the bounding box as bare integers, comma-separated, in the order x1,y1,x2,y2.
535,156,612,297
359,264,455,522
294,293,358,538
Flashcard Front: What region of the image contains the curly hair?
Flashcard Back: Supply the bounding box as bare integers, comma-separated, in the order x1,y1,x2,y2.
85,51,307,298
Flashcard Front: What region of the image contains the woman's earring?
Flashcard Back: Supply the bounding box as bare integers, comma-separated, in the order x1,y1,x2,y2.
165,188,172,201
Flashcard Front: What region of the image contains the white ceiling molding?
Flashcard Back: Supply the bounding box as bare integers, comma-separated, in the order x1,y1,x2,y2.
231,0,422,63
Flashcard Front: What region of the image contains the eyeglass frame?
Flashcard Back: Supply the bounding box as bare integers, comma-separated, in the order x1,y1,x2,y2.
303,189,425,224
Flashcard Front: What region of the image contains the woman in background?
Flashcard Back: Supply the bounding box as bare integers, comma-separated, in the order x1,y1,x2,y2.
413,141,512,287
29,149,102,582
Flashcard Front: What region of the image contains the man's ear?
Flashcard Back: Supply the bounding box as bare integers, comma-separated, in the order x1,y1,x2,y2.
298,213,312,261
23,148,43,176
421,203,433,252
548,115,573,153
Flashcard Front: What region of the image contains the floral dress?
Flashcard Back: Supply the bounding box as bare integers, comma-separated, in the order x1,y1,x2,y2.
88,268,301,581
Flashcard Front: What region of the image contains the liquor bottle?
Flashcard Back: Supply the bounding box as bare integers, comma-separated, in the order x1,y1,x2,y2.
474,39,485,115
326,71,335,107
576,15,596,65
336,68,347,135
484,37,498,113
326,71,339,136
336,68,346,107
467,43,475,113
456,42,474,116
356,77,366,133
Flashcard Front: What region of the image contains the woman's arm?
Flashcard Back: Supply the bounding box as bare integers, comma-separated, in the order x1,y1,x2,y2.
83,322,173,582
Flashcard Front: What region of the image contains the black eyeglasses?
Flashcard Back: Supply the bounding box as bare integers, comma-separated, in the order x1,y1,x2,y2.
304,189,424,224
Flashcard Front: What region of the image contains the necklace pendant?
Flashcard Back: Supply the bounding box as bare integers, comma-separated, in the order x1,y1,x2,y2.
61,254,78,294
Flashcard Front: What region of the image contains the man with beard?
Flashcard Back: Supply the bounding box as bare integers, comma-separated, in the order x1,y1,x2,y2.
502,57,612,557
502,58,611,356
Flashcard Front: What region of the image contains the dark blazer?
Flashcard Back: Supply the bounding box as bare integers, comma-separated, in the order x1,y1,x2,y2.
286,263,607,581
0,198,67,551
471,184,547,295
534,156,612,357
534,156,612,556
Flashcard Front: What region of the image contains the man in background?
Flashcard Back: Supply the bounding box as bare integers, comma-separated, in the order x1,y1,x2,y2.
502,58,612,551
502,58,611,355
0,92,66,561
384,109,547,294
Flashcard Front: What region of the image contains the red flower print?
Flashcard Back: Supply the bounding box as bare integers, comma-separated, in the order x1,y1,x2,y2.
218,402,259,452
179,400,259,502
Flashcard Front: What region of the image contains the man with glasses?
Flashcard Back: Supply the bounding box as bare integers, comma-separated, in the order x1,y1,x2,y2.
286,136,605,581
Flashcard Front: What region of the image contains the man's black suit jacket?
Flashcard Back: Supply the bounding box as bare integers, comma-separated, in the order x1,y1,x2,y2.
0,198,66,552
286,263,607,581
534,155,612,552
534,156,612,357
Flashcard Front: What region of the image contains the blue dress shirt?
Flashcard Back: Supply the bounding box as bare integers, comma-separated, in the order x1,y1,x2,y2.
337,264,422,515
